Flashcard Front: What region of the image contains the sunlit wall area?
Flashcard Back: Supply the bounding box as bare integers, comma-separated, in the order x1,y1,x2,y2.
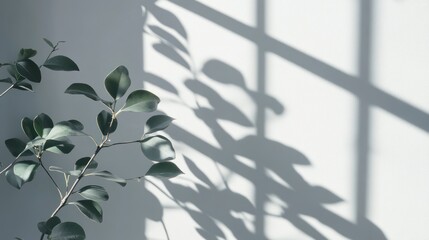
369,0,429,239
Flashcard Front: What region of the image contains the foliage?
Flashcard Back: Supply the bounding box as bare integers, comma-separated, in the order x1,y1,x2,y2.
0,39,79,97
0,39,181,239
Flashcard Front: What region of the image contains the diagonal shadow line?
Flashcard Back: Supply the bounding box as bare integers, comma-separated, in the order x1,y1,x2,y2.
168,0,429,133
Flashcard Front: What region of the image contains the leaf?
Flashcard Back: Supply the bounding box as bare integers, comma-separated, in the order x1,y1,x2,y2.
13,82,33,92
13,160,40,182
16,59,41,83
78,185,109,202
38,216,61,235
146,162,183,178
141,135,175,161
69,200,103,223
64,83,101,101
7,65,25,81
97,110,117,135
6,170,22,189
120,90,160,113
104,65,131,100
75,157,98,171
21,117,38,140
20,138,46,157
44,138,75,154
145,115,174,134
46,120,85,139
5,138,32,157
43,38,54,48
6,161,40,189
43,55,79,71
33,113,54,137
86,171,127,186
17,48,37,61
48,222,86,240
0,77,13,84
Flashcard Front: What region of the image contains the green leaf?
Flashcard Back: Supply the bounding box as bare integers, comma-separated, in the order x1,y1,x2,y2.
5,138,32,157
7,65,25,81
141,135,175,161
38,216,61,235
46,120,85,139
146,162,183,179
6,160,40,189
18,138,45,157
145,115,174,134
69,200,103,223
21,117,38,140
97,110,117,135
86,171,127,186
33,113,54,137
104,65,131,100
44,138,75,154
43,55,79,71
18,48,37,61
65,83,101,101
43,38,54,48
78,185,109,202
13,82,33,92
6,170,22,189
120,90,160,113
48,222,86,240
16,59,41,83
74,157,98,171
0,77,13,84
14,160,39,182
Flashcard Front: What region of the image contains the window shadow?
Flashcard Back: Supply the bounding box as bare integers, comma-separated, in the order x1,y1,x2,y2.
139,0,429,239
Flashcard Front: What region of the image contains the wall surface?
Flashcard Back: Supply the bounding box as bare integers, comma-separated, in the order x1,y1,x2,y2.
1,0,429,239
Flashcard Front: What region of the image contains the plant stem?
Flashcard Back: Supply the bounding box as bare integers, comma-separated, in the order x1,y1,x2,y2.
40,107,117,240
0,158,18,175
40,161,63,199
0,84,15,97
39,41,61,69
103,139,142,148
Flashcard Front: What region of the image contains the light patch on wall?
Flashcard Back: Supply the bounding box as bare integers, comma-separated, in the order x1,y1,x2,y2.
235,154,257,170
368,106,429,239
195,0,257,28
372,0,429,113
265,168,292,189
266,0,359,76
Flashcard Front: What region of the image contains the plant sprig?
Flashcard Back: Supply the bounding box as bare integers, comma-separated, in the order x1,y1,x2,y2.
0,39,78,98
1,65,182,240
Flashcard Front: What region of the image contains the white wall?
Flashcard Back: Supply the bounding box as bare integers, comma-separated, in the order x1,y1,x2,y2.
1,0,429,239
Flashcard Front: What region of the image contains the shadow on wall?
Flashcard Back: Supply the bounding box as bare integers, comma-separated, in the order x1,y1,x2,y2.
136,1,390,239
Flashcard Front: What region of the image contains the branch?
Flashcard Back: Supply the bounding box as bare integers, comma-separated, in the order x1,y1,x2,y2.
103,139,142,148
0,84,15,97
0,158,18,175
40,161,63,199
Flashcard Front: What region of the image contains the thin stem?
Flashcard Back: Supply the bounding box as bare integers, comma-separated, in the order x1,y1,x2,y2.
0,158,18,175
41,106,118,240
40,161,63,199
39,42,60,69
0,83,15,97
103,139,142,148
